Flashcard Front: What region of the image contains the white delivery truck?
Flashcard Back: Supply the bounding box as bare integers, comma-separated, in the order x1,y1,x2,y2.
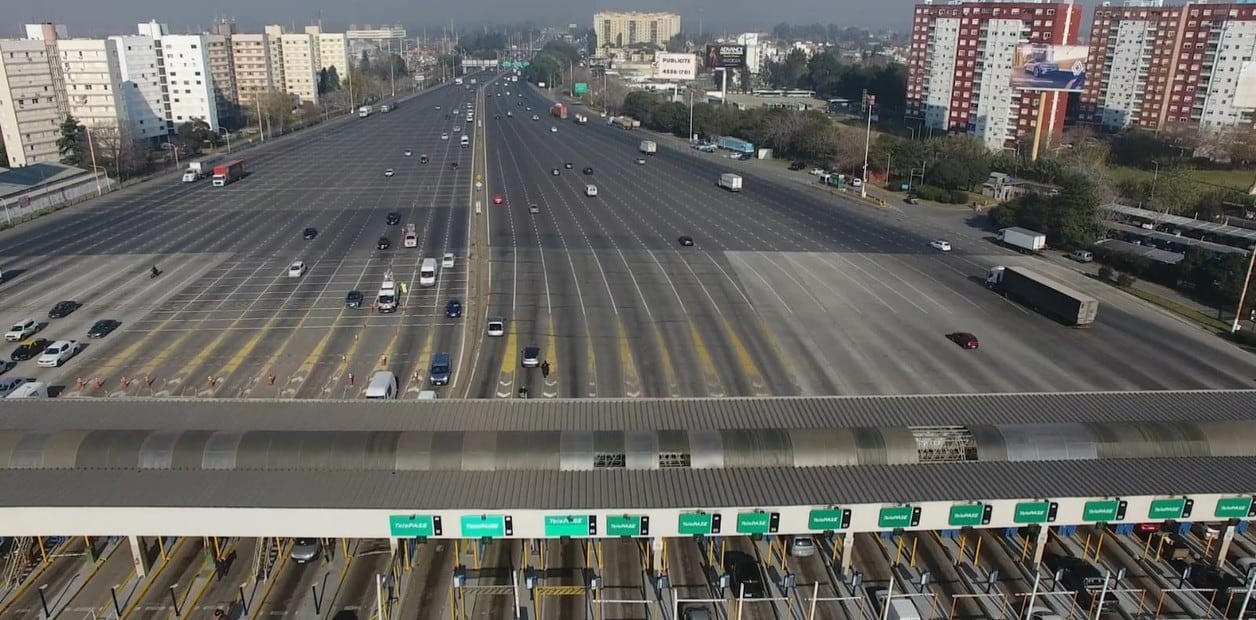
639,140,657,155
718,173,743,192
358,105,373,118
998,227,1046,253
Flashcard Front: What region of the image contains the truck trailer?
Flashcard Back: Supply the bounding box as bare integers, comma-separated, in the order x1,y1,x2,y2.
998,227,1046,253
716,136,756,154
211,160,245,187
550,103,568,119
986,265,1099,326
639,140,657,155
611,116,637,130
718,173,743,192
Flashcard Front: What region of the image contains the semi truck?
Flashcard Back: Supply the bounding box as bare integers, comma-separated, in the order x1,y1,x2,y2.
639,140,657,155
998,227,1046,253
211,160,245,187
986,265,1099,326
181,158,219,182
358,105,373,118
380,104,391,113
718,173,743,192
551,103,568,119
717,136,756,154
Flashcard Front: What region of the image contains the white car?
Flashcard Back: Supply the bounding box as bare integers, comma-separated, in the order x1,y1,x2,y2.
930,240,952,252
441,253,455,269
453,126,461,133
531,115,539,121
404,149,412,157
809,168,825,176
635,158,646,165
5,318,38,342
37,340,81,368
487,318,505,337
384,169,395,177
550,126,557,133
441,133,449,140
288,261,307,277
849,178,863,187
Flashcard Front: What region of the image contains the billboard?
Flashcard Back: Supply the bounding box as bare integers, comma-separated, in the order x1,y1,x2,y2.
1010,44,1089,92
655,52,697,81
705,44,746,69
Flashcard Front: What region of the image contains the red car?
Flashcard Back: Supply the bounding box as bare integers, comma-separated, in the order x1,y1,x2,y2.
948,332,979,349
493,195,504,205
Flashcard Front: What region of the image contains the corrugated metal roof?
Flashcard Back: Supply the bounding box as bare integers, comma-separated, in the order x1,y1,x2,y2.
1106,203,1256,242
5,391,1256,432
0,457,1249,510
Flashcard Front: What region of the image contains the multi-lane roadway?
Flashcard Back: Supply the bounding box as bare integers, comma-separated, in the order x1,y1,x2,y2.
1,73,1254,400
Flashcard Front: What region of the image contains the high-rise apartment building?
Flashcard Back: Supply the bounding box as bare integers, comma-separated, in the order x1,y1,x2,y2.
159,35,219,130
1080,1,1256,133
905,0,1081,152
594,11,682,49
53,38,128,131
206,34,238,124
109,35,166,140
230,33,275,106
306,26,350,76
279,33,319,104
263,25,286,97
0,39,62,167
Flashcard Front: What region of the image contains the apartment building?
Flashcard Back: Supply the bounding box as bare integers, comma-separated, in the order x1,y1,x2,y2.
905,0,1081,152
109,35,166,140
206,34,238,124
306,26,350,75
159,35,219,130
0,39,62,167
230,33,274,106
55,38,128,131
1080,0,1256,133
279,33,319,104
594,11,681,49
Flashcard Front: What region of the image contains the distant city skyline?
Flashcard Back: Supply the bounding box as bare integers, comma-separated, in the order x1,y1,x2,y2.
0,0,910,38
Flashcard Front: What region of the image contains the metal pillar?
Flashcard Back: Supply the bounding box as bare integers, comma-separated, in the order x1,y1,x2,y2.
840,532,855,574
1032,527,1049,567
129,535,149,578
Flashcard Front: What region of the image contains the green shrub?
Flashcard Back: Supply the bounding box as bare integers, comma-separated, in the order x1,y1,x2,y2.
1097,266,1114,281
1116,273,1137,287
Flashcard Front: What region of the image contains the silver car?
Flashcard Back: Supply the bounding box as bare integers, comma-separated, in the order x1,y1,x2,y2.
290,538,322,563
790,535,816,557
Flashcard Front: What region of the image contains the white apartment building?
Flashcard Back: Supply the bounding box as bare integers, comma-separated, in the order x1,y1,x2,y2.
264,26,285,95
159,35,219,131
279,33,319,104
305,26,350,75
55,38,128,131
0,39,62,167
230,34,274,106
109,35,165,140
737,33,764,75
594,11,681,49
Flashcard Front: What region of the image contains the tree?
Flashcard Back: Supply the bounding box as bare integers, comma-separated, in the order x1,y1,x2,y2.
176,117,217,154
317,68,329,95
0,134,7,166
57,115,86,166
88,125,149,179
738,67,753,93
359,50,371,74
325,66,341,92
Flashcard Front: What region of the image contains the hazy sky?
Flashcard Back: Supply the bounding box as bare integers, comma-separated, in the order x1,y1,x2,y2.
0,0,911,38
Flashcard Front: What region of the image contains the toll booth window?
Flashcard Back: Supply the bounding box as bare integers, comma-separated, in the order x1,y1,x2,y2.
658,452,692,468
594,453,625,468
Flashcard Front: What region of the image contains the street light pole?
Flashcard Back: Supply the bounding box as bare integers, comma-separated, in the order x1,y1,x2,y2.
1231,246,1256,334
688,89,694,142
861,93,875,199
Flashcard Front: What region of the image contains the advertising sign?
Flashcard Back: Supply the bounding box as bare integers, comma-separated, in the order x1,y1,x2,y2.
705,44,746,69
1010,44,1088,92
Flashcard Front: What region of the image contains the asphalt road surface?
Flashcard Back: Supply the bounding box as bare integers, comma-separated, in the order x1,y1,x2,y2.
1,73,1253,399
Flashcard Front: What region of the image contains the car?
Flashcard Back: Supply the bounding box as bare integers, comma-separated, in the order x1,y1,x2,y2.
788,161,807,170
564,162,573,169
506,111,513,117
635,158,646,165
441,133,449,140
551,168,560,176
441,253,455,268
724,554,766,599
680,604,712,620
445,299,463,318
495,114,501,119
303,227,318,240
929,240,952,252
453,126,461,133
377,237,391,250
550,126,557,133
487,318,505,337
531,115,540,121
434,105,441,110
420,153,431,164
849,178,863,187
449,161,459,169
947,332,980,349
48,301,80,319
345,290,364,308
521,346,541,368
287,261,307,277
809,168,825,176
582,167,593,175
384,169,395,177
790,536,816,558
37,339,81,368
678,236,694,247
526,107,532,111
290,539,322,563
404,149,413,157
429,352,452,386
1068,250,1094,262
11,338,50,362
4,319,38,342
493,194,504,205
87,319,121,339
528,204,540,214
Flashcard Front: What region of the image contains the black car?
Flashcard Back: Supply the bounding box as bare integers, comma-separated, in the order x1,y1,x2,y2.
445,299,463,318
345,290,364,308
724,553,766,599
582,167,593,175
11,338,50,362
377,237,391,250
87,319,121,338
419,155,429,164
386,212,401,225
678,236,694,247
788,161,807,170
450,161,459,169
48,301,80,319
303,227,318,240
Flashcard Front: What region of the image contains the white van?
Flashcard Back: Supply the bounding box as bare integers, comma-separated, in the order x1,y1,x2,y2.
5,381,50,398
364,371,398,399
0,377,32,398
585,185,598,197
417,390,438,400
460,135,469,147
419,258,438,287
